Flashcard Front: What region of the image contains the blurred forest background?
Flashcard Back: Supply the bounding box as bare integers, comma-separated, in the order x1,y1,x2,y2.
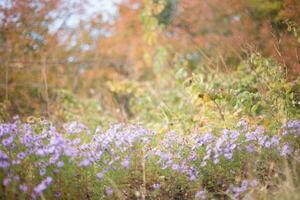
0,0,300,129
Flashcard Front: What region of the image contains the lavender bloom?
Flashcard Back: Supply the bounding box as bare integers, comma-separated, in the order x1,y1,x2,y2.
281,143,293,156
39,168,46,176
14,175,20,182
283,120,300,136
19,184,28,192
96,172,105,180
0,123,16,138
63,121,87,134
195,191,206,200
36,148,47,156
2,136,14,146
264,141,271,148
72,138,81,145
153,183,160,190
237,119,249,131
172,164,179,170
246,126,264,142
189,174,197,181
17,152,26,160
249,180,258,187
121,157,130,168
226,179,257,198
246,144,255,153
0,150,9,160
57,161,64,168
33,176,53,195
0,161,10,168
105,187,113,196
224,153,233,160
270,136,280,146
12,160,21,165
55,192,61,197
3,177,11,186
79,159,91,167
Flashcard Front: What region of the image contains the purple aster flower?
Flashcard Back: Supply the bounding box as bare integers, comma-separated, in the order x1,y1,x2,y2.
121,157,130,168
63,121,86,134
201,161,207,167
96,172,104,180
172,164,179,170
79,159,90,167
249,180,258,187
105,187,113,196
19,184,28,192
40,168,46,176
264,141,271,148
17,152,26,160
55,192,61,197
0,150,8,160
258,135,267,146
33,176,53,195
14,175,20,182
241,180,248,190
270,136,280,146
36,149,47,156
281,143,293,156
224,153,233,160
3,177,11,186
238,119,249,131
153,183,160,190
195,191,206,200
0,161,10,168
284,120,300,135
226,179,258,198
213,157,219,164
189,174,197,181
2,136,14,146
72,138,81,145
12,160,21,165
57,161,64,168
246,144,255,153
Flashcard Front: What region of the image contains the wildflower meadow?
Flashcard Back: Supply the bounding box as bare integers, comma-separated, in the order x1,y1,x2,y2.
1,0,300,199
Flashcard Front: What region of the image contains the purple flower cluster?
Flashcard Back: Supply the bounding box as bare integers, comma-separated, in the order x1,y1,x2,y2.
202,129,240,165
152,183,160,190
75,123,155,178
105,187,113,196
0,118,299,198
226,179,258,198
32,177,53,198
195,190,206,200
150,131,198,180
282,120,300,136
0,119,156,197
0,119,88,198
150,120,299,182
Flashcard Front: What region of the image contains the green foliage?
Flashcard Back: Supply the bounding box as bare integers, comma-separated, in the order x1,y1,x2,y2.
127,53,300,135
155,0,177,26
54,89,116,128
182,53,298,128
246,0,289,32
286,20,300,43
0,102,8,122
247,0,283,22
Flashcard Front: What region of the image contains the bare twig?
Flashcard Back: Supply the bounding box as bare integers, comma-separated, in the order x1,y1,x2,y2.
141,147,147,200
5,63,9,101
41,57,49,116
212,99,225,121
